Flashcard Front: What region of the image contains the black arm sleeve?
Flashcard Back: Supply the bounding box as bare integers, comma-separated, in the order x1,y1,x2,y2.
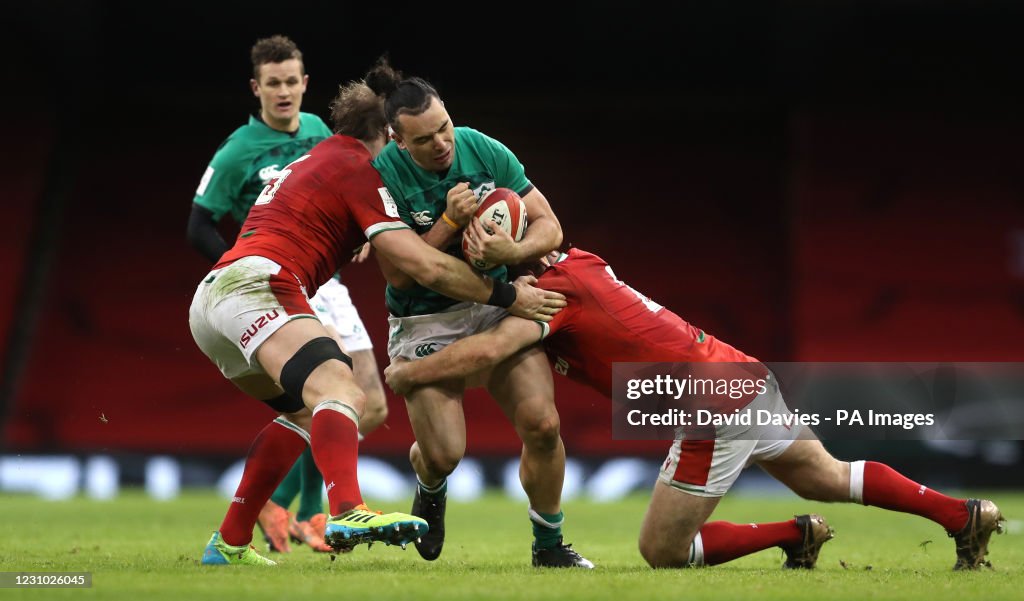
186,203,229,263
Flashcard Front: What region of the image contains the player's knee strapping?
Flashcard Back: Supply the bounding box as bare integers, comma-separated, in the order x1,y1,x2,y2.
261,393,306,414
279,336,353,403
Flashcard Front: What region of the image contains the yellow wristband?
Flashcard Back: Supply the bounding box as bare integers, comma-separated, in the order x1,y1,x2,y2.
441,212,461,229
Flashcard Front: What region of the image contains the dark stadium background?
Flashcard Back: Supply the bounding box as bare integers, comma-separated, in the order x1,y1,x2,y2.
3,1,1023,491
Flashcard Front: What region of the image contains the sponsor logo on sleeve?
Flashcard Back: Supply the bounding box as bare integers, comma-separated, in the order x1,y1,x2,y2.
378,187,400,218
196,166,215,196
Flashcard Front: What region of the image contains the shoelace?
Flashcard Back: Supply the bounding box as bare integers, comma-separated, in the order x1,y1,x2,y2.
353,503,383,515
238,545,259,559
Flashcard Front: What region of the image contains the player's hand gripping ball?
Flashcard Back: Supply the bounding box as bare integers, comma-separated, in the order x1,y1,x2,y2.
462,188,527,271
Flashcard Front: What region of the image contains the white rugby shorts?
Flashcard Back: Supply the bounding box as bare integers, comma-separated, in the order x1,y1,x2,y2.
658,375,803,497
310,277,373,353
387,302,507,361
189,256,317,379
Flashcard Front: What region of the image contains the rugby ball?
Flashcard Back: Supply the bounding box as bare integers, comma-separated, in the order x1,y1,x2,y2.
462,188,528,271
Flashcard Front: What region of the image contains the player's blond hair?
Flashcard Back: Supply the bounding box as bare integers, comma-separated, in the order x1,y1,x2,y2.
329,56,399,142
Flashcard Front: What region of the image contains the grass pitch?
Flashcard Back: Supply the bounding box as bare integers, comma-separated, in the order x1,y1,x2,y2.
2,490,1021,600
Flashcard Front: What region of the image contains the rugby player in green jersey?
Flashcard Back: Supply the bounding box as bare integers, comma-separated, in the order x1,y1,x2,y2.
187,35,387,554
368,60,593,568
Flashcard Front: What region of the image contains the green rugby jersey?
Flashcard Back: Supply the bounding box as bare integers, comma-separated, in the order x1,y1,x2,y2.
373,126,533,317
193,112,332,224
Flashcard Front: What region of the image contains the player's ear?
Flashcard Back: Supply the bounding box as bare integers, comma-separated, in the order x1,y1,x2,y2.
392,129,407,150
250,78,260,97
301,74,309,90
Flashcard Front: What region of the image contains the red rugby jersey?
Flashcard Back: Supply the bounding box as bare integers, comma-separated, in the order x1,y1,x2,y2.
216,134,408,295
540,248,764,401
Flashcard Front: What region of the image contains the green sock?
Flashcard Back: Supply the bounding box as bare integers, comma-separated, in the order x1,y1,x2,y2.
418,477,447,499
296,448,325,522
269,454,302,509
529,508,564,550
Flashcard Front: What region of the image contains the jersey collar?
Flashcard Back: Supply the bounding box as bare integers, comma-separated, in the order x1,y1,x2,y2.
250,113,301,138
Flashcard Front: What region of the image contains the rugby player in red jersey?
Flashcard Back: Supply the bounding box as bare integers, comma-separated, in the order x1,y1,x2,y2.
384,248,1005,571
188,35,390,555
189,64,566,566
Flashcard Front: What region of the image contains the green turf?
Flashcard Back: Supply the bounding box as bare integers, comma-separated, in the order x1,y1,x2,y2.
1,490,1021,600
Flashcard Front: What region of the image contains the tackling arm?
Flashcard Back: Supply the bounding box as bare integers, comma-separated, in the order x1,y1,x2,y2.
377,182,475,289
370,228,565,321
514,187,562,262
384,316,543,396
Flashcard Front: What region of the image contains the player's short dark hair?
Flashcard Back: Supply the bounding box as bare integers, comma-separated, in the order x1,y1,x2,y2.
250,35,304,80
329,56,400,141
384,77,440,134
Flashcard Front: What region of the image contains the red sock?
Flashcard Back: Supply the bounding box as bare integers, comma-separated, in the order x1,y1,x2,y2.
699,520,803,565
220,419,307,546
862,461,969,532
310,402,363,514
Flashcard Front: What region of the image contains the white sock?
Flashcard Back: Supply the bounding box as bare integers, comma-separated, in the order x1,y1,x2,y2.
849,460,866,504
528,507,564,529
417,477,447,495
688,532,705,567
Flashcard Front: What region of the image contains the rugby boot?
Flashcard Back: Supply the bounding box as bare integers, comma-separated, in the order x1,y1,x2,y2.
255,499,291,553
781,514,834,569
289,514,334,553
411,486,447,560
309,513,328,539
950,499,1005,570
323,504,428,553
201,531,277,566
532,537,596,569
